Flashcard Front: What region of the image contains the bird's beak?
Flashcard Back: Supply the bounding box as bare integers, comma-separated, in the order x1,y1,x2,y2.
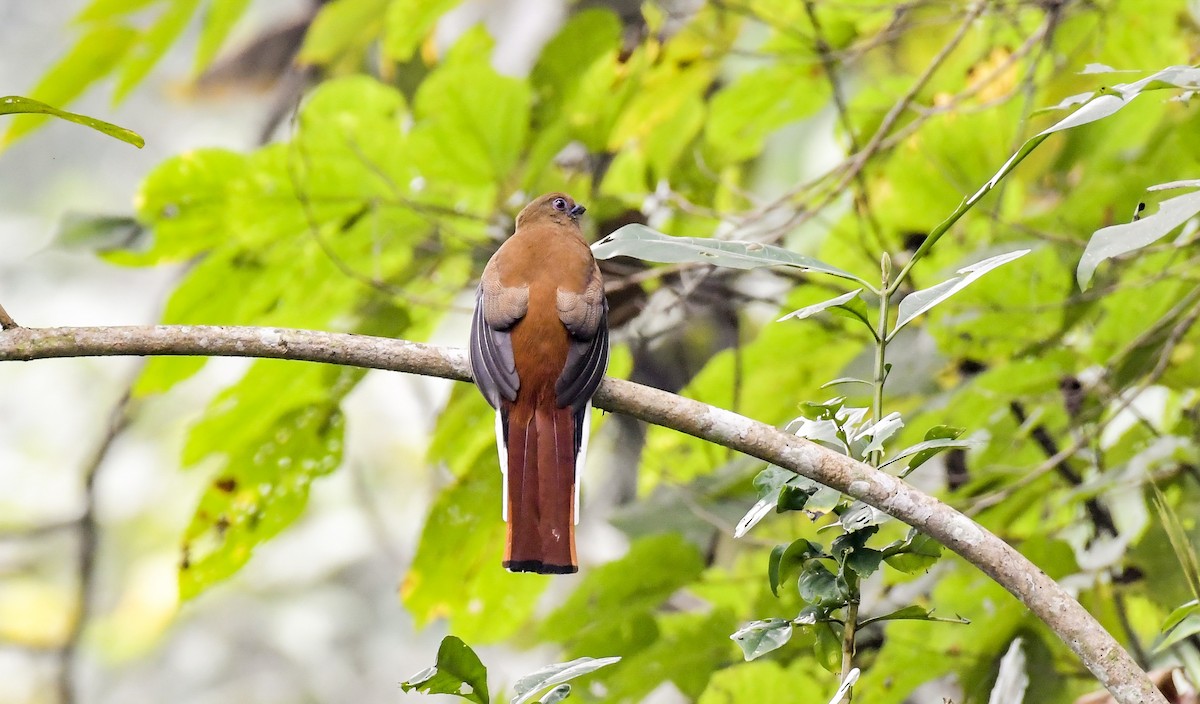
569,204,586,219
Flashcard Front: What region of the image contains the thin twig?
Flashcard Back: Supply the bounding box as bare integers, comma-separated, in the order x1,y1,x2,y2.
56,387,134,704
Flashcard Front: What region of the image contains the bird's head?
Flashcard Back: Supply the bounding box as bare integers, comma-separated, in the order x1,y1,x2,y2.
516,192,586,229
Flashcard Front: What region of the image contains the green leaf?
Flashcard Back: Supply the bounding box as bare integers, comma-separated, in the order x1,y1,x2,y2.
844,548,883,580
882,531,943,575
593,224,867,284
730,618,793,661
194,0,252,72
540,534,705,645
114,0,202,102
776,481,817,513
512,657,622,704
1161,600,1200,635
698,661,824,704
798,561,844,607
768,539,824,597
705,64,828,162
298,0,389,66
803,486,843,518
177,363,357,599
891,249,1030,338
383,0,463,61
129,148,246,263
408,29,531,186
1155,613,1200,653
831,525,879,559
0,95,143,147
812,622,842,673
1077,185,1200,289
401,635,490,704
2,23,138,147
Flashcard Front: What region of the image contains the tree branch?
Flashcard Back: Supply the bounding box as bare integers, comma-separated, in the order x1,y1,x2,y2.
0,323,1166,704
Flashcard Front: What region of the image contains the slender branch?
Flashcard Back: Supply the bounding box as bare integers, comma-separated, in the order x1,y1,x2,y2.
0,322,1166,704
57,388,133,704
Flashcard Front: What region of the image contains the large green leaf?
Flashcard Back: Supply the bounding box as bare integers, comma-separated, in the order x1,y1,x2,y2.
178,363,358,599
705,64,828,163
408,28,531,187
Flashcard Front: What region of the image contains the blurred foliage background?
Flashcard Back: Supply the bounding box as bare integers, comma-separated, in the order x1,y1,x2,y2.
3,0,1200,702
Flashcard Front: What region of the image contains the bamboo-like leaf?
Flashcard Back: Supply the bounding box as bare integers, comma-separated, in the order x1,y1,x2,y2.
1077,186,1200,289
114,0,202,102
0,96,143,147
891,250,1030,337
1,24,138,147
593,224,868,284
193,0,252,72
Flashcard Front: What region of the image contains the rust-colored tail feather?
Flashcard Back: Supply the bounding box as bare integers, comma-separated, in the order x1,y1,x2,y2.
502,398,578,574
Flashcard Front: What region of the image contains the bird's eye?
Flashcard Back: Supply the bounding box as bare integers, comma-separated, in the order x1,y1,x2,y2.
552,197,567,211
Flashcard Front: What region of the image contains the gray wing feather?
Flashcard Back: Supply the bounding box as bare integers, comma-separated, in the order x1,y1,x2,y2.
469,288,519,409
555,302,609,412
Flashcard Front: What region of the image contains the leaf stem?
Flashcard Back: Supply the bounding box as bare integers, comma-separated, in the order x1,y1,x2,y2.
872,255,892,452
887,133,1051,295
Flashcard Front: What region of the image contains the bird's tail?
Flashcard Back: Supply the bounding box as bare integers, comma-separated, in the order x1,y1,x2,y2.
500,399,579,574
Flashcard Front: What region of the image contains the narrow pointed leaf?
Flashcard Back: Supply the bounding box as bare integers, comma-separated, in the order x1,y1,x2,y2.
1077,188,1200,289
593,224,867,284
891,250,1030,336
821,377,873,389
778,289,863,322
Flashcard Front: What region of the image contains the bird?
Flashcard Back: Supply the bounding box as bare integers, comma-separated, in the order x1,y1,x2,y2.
468,193,609,574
